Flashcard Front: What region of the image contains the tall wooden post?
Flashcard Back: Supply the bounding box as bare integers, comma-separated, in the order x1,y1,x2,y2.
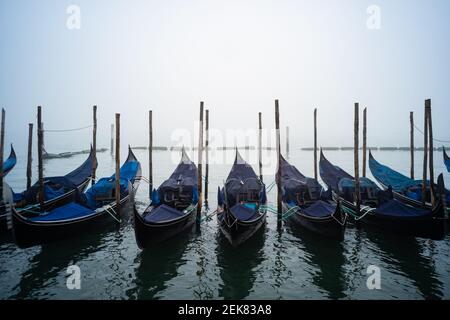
275,100,282,227
27,123,33,190
115,114,121,215
0,109,5,202
410,112,414,179
354,103,360,214
314,108,318,181
426,99,435,206
37,106,44,209
422,104,428,205
92,105,97,185
258,112,263,182
196,102,204,224
286,126,290,156
205,109,209,206
110,124,114,156
149,110,153,198
362,107,367,177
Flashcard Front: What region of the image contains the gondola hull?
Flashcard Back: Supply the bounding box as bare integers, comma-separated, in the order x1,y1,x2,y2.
133,205,197,249
12,195,132,248
0,178,91,232
217,208,266,247
283,202,346,240
337,195,447,240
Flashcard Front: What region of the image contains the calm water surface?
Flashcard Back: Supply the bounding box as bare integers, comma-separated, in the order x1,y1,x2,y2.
0,148,449,300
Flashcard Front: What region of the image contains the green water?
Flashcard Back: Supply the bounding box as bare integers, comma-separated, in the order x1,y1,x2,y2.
0,149,449,299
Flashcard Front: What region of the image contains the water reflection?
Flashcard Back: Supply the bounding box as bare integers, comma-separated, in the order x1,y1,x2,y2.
130,231,192,300
216,226,265,300
364,229,444,299
286,223,347,299
10,223,116,299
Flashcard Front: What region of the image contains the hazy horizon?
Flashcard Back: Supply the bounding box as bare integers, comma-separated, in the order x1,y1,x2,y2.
1,0,450,155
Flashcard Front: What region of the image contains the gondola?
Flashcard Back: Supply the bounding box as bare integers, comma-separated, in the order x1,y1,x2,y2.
0,147,96,232
280,155,346,240
133,148,198,248
369,151,450,211
444,147,450,172
319,150,447,240
2,144,17,177
217,150,267,247
11,147,141,248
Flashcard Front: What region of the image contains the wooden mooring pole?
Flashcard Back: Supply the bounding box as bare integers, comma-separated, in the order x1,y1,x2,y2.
314,109,318,181
149,110,153,198
27,123,33,190
354,103,360,215
362,107,367,177
275,100,282,227
115,113,121,215
0,109,5,202
258,112,263,182
205,109,209,207
426,99,435,206
37,106,44,209
110,124,114,156
410,111,414,179
422,103,428,206
286,126,290,156
92,105,97,185
196,102,204,224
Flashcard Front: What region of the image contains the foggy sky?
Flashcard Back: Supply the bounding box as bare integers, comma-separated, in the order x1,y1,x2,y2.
1,0,450,154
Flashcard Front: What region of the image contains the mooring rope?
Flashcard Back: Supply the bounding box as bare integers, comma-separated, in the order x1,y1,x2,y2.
44,124,93,133
414,124,450,144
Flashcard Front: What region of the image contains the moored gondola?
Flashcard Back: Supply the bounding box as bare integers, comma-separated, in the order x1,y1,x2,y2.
11,147,141,248
133,148,198,248
320,150,447,240
217,150,267,247
0,147,96,232
280,155,346,240
369,151,450,212
444,147,450,173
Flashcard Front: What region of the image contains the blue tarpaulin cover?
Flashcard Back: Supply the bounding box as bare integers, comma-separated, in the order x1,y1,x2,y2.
302,200,336,218
2,145,17,177
30,202,94,221
144,204,188,223
230,203,258,221
224,150,265,208
444,148,450,173
375,199,433,218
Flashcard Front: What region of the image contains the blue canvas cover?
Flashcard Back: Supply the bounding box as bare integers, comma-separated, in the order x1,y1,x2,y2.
375,199,433,218
369,151,450,203
302,200,336,218
229,203,258,221
144,204,188,223
2,145,17,177
224,150,265,207
157,149,198,207
21,176,78,203
280,155,323,204
30,202,94,222
444,147,450,173
64,147,96,186
319,151,354,193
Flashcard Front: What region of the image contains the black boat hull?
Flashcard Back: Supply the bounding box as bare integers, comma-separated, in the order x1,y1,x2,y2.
12,194,132,248
337,195,447,240
217,208,267,247
133,205,197,249
0,178,91,233
283,202,346,240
